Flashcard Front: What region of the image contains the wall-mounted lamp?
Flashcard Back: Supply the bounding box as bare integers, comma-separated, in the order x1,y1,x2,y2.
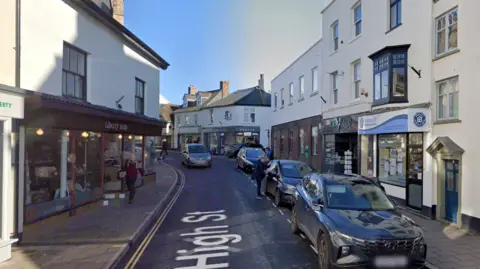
128,135,133,140
81,131,89,138
118,134,123,139
36,128,44,136
66,131,70,137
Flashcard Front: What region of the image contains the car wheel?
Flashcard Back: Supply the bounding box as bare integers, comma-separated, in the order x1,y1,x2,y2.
317,233,332,269
291,207,300,235
274,189,282,207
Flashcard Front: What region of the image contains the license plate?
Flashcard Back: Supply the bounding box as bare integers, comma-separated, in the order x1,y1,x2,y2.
374,255,408,268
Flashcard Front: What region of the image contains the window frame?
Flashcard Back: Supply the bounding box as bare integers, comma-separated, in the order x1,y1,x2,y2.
299,128,305,154
299,76,305,99
311,67,318,93
289,82,294,103
288,129,293,155
281,88,285,107
390,0,402,30
209,109,214,124
436,76,459,121
435,7,458,57
135,77,145,115
311,126,318,156
369,46,409,106
62,42,87,101
280,131,284,153
332,21,339,52
185,115,190,125
353,2,362,37
332,71,338,105
274,93,278,109
353,61,361,99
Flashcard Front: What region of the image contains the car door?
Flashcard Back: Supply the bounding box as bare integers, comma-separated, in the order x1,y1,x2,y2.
181,145,188,163
296,174,313,232
302,175,324,242
237,147,245,168
265,161,278,195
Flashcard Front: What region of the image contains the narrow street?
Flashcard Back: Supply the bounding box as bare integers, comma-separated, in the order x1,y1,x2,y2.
127,152,318,269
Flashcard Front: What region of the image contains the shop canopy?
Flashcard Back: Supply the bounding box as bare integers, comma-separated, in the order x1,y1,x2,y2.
22,92,166,136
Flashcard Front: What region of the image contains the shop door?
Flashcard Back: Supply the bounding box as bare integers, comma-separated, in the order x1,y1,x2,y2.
406,134,423,210
445,160,459,223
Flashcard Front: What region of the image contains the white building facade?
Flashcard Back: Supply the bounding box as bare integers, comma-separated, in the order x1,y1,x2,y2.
0,0,169,261
270,39,324,169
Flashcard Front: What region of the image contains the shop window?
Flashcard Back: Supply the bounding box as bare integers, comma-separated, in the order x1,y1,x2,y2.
104,133,124,192
312,126,318,156
135,78,145,115
144,136,157,174
76,131,102,205
280,131,284,153
378,134,407,186
62,43,87,100
360,135,374,177
369,45,409,106
299,128,305,154
288,130,293,155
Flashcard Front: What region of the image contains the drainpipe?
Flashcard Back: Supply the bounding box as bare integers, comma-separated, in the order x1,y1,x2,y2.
14,0,21,242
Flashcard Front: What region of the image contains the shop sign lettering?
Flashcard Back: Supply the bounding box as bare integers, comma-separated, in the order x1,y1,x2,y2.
330,117,353,131
0,102,12,108
105,121,128,131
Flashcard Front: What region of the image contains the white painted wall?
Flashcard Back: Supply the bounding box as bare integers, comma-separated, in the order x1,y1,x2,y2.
431,0,480,220
20,0,161,118
0,0,16,86
270,39,323,127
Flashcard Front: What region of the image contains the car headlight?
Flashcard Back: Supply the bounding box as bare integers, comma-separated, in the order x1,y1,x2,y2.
245,160,253,165
294,190,299,199
206,155,212,160
335,231,364,245
285,184,296,191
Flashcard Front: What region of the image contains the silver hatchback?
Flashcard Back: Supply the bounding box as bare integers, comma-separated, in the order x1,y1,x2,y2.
181,143,212,168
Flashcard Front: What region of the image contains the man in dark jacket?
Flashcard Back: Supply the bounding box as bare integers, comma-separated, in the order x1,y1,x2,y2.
160,139,168,158
252,155,268,199
125,159,143,204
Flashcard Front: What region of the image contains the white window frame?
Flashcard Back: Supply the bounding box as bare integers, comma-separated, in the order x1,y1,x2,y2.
332,72,339,104
332,21,339,52
185,115,190,125
281,88,285,107
299,76,305,99
209,109,214,123
289,82,294,103
353,60,361,99
353,2,362,37
436,76,459,121
311,67,318,93
274,93,278,109
435,7,458,57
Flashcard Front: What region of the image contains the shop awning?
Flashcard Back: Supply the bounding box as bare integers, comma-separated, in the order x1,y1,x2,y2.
22,92,166,136
426,136,465,156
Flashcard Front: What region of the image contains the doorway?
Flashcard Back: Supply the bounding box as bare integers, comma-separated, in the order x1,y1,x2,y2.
406,133,424,210
445,160,459,223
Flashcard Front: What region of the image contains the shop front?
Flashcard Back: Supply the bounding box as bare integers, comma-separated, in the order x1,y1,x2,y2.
0,86,25,262
358,107,430,212
21,93,165,223
202,126,260,155
321,114,360,174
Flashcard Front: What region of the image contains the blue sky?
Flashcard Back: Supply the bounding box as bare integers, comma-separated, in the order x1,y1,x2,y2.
125,0,327,104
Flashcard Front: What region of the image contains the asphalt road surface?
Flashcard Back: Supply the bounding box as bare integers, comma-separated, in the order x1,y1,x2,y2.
130,152,318,269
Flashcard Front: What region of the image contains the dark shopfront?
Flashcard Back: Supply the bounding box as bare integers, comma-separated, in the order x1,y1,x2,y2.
271,115,322,169
203,126,260,155
21,93,165,223
321,114,360,174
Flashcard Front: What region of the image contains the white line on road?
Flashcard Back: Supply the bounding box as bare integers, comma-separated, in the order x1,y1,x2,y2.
278,210,284,215
266,197,271,201
271,203,277,208
300,234,306,240
310,245,318,254
287,219,291,224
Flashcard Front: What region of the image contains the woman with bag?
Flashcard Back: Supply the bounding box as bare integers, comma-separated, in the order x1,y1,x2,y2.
125,155,144,204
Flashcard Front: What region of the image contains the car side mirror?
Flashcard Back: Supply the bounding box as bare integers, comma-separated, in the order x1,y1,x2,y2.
268,170,278,176
312,198,324,207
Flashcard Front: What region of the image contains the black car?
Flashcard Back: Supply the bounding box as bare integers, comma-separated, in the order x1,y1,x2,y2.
226,143,264,158
236,147,268,172
291,173,427,269
264,160,314,207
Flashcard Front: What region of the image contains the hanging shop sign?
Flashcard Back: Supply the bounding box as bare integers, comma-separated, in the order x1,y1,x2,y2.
358,108,430,135
0,92,24,119
105,121,128,132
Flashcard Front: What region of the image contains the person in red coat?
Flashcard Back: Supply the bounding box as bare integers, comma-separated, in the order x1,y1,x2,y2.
125,158,144,204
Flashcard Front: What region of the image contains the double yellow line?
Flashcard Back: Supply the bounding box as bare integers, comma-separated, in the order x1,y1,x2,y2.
125,164,186,269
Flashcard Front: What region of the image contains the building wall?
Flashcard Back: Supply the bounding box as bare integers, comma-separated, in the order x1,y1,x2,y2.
320,0,433,120
431,0,480,222
0,0,17,86
270,39,323,127
20,0,161,118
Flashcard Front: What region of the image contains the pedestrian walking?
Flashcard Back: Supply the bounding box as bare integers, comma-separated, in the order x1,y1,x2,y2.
264,147,272,159
160,138,168,159
252,155,268,199
125,155,144,204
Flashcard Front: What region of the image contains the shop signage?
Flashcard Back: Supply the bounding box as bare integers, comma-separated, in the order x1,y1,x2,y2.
0,92,24,119
105,121,128,132
330,117,353,130
323,115,358,134
358,108,430,135
224,111,232,121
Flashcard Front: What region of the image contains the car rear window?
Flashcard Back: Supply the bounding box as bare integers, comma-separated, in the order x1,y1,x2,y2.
189,145,208,153
280,163,313,178
246,148,265,159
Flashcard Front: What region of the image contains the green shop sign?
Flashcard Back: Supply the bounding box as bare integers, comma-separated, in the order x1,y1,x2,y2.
0,102,12,108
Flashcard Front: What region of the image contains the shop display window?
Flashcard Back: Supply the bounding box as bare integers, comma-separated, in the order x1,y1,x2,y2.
378,134,407,186
144,136,157,174
104,133,123,192
360,135,374,177
74,131,102,205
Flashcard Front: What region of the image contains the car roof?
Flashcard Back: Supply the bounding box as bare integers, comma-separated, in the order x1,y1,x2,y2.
187,143,205,147
314,173,374,185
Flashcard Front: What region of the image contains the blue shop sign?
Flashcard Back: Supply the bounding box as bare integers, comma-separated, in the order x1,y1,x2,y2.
358,108,430,135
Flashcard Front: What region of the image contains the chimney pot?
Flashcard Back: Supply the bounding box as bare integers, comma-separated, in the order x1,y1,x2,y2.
112,0,124,25
258,74,265,91
188,85,197,95
220,81,230,97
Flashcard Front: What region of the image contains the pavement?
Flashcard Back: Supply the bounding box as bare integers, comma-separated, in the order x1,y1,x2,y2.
0,162,180,269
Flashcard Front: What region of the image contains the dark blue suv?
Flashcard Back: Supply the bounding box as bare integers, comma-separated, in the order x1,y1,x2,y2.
291,173,427,269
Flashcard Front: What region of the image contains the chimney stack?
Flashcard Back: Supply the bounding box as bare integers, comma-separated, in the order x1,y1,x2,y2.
188,85,197,95
220,81,230,97
112,0,124,25
258,74,265,91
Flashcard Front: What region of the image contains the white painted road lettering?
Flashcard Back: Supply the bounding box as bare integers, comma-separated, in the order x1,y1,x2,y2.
175,210,242,269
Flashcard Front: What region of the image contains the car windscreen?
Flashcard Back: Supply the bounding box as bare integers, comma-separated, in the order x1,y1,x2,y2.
246,148,265,159
325,180,395,210
188,145,208,154
280,163,313,178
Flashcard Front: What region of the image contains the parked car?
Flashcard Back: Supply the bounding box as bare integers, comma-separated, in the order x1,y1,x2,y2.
264,160,314,207
236,147,268,172
226,143,264,158
291,173,427,269
181,143,212,168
